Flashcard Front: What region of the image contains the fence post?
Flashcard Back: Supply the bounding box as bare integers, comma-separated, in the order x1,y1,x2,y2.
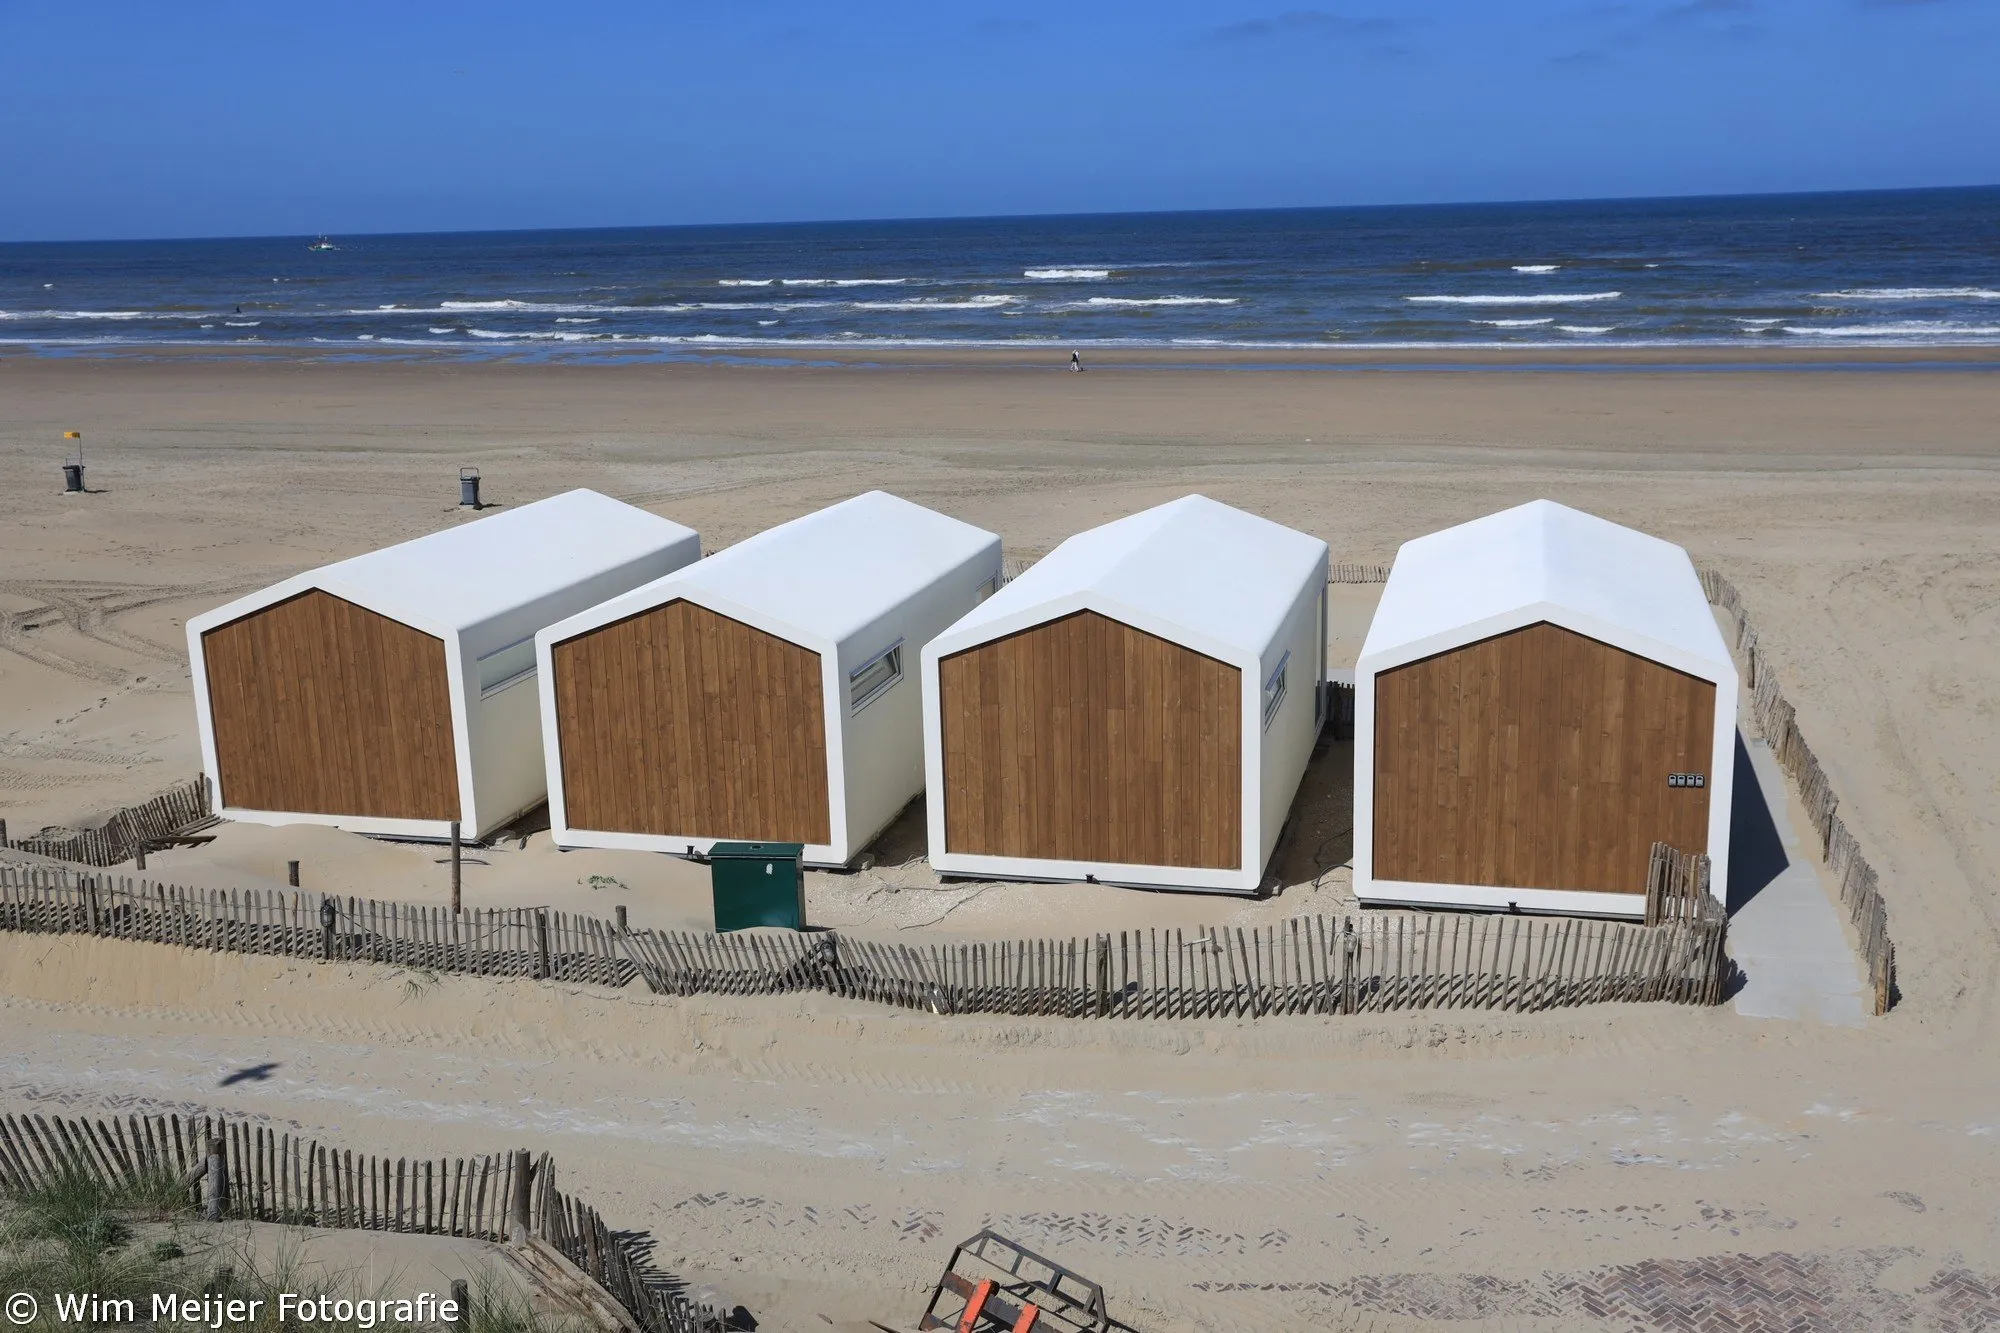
204,1136,228,1221
508,1149,532,1244
450,822,463,914
85,878,101,934
614,905,628,933
133,839,146,873
534,910,551,981
0,818,7,846
819,932,841,996
449,1280,469,1333
1094,934,1110,1017
1340,919,1357,1015
288,861,301,889
320,896,336,960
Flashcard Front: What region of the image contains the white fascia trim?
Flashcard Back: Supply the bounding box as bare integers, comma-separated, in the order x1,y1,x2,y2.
189,574,469,823
928,591,1259,675
1235,652,1264,881
1358,880,1648,920
1354,603,1741,905
1358,602,1736,688
552,826,844,868
930,850,1261,895
535,633,570,844
924,592,1264,886
538,587,848,862
218,807,465,843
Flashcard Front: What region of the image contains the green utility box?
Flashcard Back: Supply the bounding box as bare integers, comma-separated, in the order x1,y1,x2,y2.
709,841,807,933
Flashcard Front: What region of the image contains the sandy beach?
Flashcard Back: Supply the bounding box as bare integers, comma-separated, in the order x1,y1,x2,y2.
4,353,2000,1329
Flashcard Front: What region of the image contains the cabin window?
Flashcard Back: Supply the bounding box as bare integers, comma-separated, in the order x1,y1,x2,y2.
477,636,537,698
974,577,998,604
1262,650,1290,729
849,640,904,712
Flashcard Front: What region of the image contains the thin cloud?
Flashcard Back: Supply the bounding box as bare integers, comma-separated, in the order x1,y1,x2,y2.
1208,11,1403,43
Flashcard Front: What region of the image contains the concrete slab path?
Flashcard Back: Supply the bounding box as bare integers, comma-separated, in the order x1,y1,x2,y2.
1727,733,1869,1025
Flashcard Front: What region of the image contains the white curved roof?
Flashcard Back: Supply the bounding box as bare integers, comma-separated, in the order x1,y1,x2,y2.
1360,500,1733,678
936,495,1328,662
190,490,699,650
551,491,999,647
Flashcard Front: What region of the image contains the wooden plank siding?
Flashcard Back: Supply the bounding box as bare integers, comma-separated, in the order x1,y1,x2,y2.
551,599,831,845
1373,621,1714,895
202,590,459,820
939,610,1241,869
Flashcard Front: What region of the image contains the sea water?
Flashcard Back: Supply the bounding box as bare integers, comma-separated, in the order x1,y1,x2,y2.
2,187,1996,358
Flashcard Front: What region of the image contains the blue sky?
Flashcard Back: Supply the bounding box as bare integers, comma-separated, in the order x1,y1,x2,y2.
1,0,1994,241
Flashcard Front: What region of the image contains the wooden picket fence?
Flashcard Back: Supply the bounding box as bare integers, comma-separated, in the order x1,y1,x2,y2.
1645,841,1711,927
1329,561,1392,584
0,775,212,867
0,870,633,987
1701,569,1896,1013
620,907,1727,1016
0,864,1726,1017
0,1110,705,1333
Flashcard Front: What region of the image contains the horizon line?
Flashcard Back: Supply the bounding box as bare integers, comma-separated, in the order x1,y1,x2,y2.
4,181,1996,250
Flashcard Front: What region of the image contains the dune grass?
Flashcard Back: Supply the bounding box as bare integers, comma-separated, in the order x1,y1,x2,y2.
0,1163,588,1333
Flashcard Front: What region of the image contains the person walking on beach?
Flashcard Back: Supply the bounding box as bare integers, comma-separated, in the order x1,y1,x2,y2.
1070,350,1082,372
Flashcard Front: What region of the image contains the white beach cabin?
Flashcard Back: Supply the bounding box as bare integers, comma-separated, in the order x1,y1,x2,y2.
537,490,1002,867
1355,499,1736,919
923,495,1330,895
187,490,701,841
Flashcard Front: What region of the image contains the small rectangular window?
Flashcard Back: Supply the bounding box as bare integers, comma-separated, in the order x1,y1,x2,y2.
849,641,904,712
476,637,537,698
974,577,998,604
1262,650,1290,729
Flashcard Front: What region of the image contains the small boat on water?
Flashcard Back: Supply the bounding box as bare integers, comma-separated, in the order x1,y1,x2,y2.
308,236,338,252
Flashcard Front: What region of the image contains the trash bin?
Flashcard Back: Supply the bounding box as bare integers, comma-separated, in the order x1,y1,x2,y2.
459,467,482,509
708,841,806,932
63,463,85,493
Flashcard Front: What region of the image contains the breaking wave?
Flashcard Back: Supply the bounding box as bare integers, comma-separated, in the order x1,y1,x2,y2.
1815,287,2000,301
1407,292,1622,306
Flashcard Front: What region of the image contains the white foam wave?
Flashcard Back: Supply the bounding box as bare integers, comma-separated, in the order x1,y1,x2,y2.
1407,292,1622,306
1471,318,1554,328
1815,287,2000,302
0,309,190,321
1780,321,2000,339
778,277,908,287
717,279,773,287
467,327,600,342
428,327,456,334
1558,325,1613,335
1069,296,1238,308
224,320,260,327
1511,265,1561,274
848,295,1017,311
1025,268,1110,280
437,299,635,313
554,317,599,324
